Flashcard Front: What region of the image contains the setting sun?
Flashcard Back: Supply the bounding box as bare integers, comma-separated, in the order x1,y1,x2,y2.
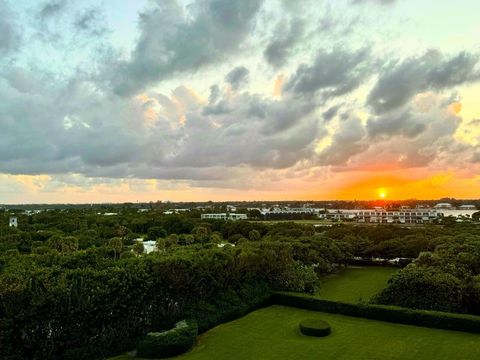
378,189,387,199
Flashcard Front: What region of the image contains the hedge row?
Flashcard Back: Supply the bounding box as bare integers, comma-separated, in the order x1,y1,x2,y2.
272,292,480,334
136,320,198,359
185,282,273,333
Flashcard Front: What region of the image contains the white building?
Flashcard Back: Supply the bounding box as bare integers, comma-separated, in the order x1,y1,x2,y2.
436,209,478,219
434,203,453,209
142,240,157,254
229,213,247,220
459,205,477,210
9,217,18,228
201,213,228,220
267,207,325,216
133,238,157,254
326,208,438,224
355,209,438,224
201,213,247,221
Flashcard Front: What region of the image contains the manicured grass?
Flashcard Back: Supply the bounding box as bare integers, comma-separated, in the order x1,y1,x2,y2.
110,305,480,360
316,266,397,302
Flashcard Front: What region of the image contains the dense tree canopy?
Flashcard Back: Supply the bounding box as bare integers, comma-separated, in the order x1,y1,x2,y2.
0,207,479,359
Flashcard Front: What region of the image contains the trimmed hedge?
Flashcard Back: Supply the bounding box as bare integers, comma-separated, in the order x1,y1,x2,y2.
273,292,480,334
185,282,273,333
136,320,198,359
299,319,331,337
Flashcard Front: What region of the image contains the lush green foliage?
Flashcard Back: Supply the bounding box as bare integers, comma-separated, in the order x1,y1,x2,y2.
1,208,480,359
299,318,331,337
136,320,198,359
0,241,316,359
111,305,480,360
375,234,480,314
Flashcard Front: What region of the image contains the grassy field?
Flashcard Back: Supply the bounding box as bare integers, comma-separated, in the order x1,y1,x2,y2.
111,305,480,360
316,266,397,302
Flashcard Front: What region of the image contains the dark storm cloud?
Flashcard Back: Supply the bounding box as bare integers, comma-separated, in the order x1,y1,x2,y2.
225,66,249,90
264,17,305,68
368,50,480,114
367,109,427,138
285,47,370,98
112,0,264,96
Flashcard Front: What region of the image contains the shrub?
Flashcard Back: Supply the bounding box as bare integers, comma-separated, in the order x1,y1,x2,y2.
299,319,331,337
136,320,198,359
374,267,464,313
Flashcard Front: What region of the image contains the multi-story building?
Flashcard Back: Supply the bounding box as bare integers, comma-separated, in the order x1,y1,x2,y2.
355,208,438,224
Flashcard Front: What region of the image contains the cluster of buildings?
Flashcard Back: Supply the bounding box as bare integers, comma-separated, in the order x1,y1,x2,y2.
200,202,478,224
313,203,477,224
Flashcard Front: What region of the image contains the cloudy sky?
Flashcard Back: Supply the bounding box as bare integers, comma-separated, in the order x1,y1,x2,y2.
1,0,479,203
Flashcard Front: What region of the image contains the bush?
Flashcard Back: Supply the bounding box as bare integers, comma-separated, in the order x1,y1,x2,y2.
374,267,464,313
299,319,331,337
273,292,480,334
136,320,198,359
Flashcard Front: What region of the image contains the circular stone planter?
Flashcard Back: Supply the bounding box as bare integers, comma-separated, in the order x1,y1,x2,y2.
299,319,331,337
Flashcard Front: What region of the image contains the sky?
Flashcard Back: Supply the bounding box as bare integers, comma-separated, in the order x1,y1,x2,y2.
0,0,479,203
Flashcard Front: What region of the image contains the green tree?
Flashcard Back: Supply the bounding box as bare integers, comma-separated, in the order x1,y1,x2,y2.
47,235,78,255
108,237,123,259
147,226,167,240
473,211,480,222
156,238,166,252
192,226,210,243
133,241,145,256
248,229,261,241
166,234,179,248
210,232,223,245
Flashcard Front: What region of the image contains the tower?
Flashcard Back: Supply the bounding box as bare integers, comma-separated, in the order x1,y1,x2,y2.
9,217,18,228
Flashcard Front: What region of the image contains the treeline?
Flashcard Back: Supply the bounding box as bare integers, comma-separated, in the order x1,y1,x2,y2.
375,232,480,315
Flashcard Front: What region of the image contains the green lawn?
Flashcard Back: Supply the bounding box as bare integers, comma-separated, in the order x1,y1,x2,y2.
110,305,480,360
316,266,397,302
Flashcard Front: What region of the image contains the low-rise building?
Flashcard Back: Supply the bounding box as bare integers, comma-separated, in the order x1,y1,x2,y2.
436,209,478,219
201,213,247,221
268,207,325,216
459,205,477,210
434,203,453,209
355,208,438,224
326,208,438,224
